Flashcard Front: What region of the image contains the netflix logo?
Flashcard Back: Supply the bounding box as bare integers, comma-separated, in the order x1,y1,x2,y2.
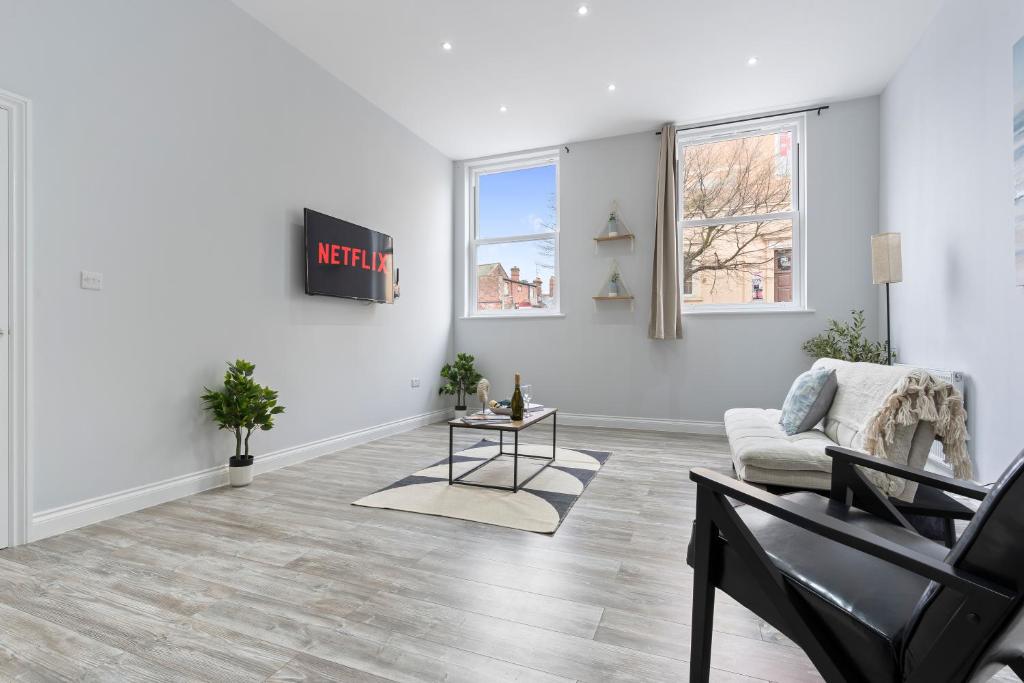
317,242,390,272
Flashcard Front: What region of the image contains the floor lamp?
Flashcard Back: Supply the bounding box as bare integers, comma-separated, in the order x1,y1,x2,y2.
871,232,902,365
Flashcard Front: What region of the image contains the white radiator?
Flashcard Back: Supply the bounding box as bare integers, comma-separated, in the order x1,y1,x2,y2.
894,364,967,475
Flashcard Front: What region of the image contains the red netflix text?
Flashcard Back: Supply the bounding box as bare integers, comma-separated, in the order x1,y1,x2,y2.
316,242,390,272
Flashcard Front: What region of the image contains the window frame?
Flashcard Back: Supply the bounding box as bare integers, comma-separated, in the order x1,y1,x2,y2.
465,150,561,318
676,114,807,314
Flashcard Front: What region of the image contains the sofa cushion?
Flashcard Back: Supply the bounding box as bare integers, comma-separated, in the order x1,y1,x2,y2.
811,358,941,500
726,408,835,480
811,358,913,451
779,367,838,435
739,464,831,491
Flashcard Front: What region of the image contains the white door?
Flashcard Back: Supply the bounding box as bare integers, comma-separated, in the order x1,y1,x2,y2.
0,107,10,548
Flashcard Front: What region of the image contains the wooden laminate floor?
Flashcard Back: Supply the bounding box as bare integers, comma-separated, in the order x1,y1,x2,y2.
0,423,1016,682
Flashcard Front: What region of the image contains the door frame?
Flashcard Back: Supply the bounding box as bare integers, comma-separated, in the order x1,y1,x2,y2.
0,88,31,546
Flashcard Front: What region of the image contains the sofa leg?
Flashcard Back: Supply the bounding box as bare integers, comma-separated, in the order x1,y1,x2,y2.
690,488,717,683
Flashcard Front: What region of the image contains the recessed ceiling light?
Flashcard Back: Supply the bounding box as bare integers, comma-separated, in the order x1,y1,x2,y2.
441,41,453,51
747,56,759,66
607,83,617,92
577,5,589,16
499,105,508,113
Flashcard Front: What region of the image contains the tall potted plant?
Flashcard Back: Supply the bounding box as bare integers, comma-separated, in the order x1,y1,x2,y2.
201,359,285,487
439,352,482,418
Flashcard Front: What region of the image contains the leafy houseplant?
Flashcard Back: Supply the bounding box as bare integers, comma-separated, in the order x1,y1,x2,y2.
802,310,894,365
201,359,285,487
439,353,482,417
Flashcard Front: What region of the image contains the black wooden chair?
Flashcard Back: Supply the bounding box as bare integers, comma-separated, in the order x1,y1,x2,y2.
687,445,1024,683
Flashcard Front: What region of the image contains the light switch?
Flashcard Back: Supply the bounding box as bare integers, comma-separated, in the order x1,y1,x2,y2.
410,378,421,388
80,270,103,291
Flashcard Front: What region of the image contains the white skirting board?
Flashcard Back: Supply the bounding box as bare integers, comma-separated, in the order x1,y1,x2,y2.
556,412,726,435
29,408,453,543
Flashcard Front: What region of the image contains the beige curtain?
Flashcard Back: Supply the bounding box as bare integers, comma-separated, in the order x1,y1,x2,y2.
649,123,683,339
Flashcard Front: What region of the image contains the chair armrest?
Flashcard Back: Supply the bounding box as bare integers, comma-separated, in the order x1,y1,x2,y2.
825,446,988,501
689,467,1010,600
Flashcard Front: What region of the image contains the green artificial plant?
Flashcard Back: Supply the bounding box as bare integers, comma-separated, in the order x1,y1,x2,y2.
801,310,894,365
201,359,286,459
439,352,483,409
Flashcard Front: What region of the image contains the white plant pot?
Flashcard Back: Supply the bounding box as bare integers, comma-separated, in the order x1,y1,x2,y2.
607,231,618,237
229,457,254,487
454,407,468,419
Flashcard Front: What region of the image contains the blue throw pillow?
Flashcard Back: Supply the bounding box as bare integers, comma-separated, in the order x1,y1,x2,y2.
779,368,838,435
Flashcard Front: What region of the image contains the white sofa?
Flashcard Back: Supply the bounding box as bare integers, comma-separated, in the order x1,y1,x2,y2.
725,358,937,502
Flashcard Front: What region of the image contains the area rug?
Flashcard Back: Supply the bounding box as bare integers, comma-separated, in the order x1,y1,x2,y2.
352,439,610,534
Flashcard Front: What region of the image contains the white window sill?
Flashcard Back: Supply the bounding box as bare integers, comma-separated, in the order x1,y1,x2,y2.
682,306,815,316
460,313,565,320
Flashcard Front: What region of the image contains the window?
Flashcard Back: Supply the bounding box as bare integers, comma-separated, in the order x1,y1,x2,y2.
677,116,804,311
468,152,559,316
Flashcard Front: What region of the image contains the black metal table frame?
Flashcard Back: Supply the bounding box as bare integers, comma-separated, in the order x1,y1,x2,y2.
448,411,557,493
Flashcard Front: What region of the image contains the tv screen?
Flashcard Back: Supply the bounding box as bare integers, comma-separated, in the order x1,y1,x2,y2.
304,209,396,304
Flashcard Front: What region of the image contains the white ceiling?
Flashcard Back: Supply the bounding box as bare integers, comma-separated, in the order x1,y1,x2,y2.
232,0,942,160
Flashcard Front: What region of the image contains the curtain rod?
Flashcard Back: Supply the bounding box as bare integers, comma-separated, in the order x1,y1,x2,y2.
655,105,830,135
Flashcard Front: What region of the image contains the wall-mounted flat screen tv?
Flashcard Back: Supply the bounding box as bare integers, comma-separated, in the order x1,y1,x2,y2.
304,208,396,304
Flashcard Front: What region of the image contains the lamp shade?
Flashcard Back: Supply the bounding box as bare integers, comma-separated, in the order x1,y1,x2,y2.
871,232,903,284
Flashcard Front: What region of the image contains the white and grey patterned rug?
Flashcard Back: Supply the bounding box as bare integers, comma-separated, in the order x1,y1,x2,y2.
352,439,611,534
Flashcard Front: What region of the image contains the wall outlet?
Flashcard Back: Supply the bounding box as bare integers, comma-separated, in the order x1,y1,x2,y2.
80,270,103,291
410,378,421,388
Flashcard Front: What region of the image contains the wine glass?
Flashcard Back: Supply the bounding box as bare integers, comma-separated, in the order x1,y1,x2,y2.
521,384,533,413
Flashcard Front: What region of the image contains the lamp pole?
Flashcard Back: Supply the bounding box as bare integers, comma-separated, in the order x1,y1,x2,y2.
886,282,892,365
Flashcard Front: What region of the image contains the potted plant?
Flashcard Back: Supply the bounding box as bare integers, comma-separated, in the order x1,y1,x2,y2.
802,310,894,364
606,211,619,238
439,353,482,418
608,271,621,297
201,359,285,487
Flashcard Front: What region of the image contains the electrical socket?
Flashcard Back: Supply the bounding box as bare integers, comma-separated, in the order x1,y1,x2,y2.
410,378,421,388
80,270,103,291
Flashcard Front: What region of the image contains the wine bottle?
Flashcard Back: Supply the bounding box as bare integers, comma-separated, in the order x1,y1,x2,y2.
510,372,524,421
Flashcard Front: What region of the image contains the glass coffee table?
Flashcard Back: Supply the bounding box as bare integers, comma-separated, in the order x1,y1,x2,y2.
447,407,557,493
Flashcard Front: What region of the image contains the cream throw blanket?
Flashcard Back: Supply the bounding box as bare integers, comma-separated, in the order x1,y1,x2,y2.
862,371,972,480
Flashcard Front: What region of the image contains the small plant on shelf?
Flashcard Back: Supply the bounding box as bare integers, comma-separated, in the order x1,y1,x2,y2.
606,211,621,237
802,310,894,364
608,271,622,296
201,359,285,487
439,353,483,417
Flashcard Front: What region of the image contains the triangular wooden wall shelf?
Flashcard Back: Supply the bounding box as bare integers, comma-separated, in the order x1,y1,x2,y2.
593,258,634,302
594,201,635,250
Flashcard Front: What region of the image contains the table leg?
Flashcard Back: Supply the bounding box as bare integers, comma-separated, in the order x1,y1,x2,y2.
448,423,453,485
552,412,557,460
513,430,519,492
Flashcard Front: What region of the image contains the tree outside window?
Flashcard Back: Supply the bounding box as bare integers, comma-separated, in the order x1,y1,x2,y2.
677,118,804,309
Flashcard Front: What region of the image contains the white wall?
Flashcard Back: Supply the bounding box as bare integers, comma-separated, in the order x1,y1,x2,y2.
454,97,881,426
880,0,1024,482
0,0,453,514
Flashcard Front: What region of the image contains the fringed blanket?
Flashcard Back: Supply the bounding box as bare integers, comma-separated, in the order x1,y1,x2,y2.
862,371,972,486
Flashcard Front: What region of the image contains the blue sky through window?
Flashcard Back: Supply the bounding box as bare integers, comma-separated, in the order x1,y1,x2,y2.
477,164,557,287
